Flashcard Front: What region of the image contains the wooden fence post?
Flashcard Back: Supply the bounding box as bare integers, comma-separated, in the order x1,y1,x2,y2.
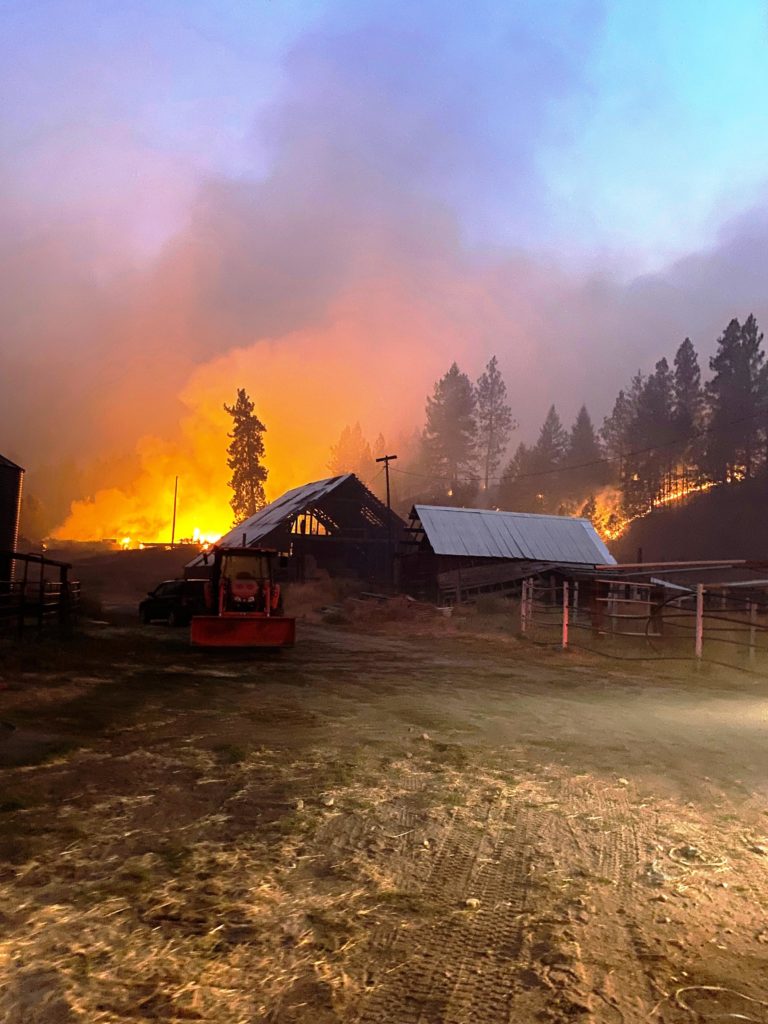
749,601,757,664
521,579,529,634
695,584,704,661
562,580,570,649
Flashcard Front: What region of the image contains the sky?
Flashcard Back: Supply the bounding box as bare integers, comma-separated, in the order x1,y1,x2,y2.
3,0,768,534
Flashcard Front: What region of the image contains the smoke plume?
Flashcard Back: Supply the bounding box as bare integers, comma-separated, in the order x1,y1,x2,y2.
2,3,768,540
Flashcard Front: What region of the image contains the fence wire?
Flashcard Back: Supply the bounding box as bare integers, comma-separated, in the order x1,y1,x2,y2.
520,576,768,670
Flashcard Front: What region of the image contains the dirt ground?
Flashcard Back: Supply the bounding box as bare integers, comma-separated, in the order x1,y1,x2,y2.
1,613,768,1023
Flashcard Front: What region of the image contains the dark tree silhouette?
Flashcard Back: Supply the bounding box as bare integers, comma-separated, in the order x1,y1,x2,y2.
706,315,765,482
624,358,676,514
224,388,268,525
601,371,645,488
533,405,568,472
672,337,704,486
673,337,703,438
475,355,516,492
423,362,477,498
499,406,567,513
499,442,539,511
562,405,606,500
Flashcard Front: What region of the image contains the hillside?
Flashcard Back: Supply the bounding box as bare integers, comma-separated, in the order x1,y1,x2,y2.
610,476,768,563
43,544,200,610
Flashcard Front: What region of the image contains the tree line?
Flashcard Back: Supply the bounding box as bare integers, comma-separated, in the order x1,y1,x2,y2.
224,313,768,531
600,314,767,519
400,314,767,527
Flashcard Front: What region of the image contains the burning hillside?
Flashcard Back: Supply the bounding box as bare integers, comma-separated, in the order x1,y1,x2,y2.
591,478,719,544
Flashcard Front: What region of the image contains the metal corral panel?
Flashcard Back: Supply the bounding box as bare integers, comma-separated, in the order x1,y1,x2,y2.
414,505,615,566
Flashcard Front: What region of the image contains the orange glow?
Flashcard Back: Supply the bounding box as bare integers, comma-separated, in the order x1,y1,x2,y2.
592,476,719,543
51,283,492,543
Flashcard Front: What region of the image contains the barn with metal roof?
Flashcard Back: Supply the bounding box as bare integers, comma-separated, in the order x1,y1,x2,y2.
401,504,615,604
188,473,406,582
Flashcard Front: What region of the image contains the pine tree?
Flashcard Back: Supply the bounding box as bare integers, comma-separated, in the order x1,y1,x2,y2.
626,359,676,513
706,315,766,482
422,362,477,497
475,356,516,492
224,388,268,525
533,405,567,466
562,405,605,500
498,442,541,511
672,337,704,487
601,389,632,510
601,371,645,485
673,338,703,438
328,423,374,481
521,406,569,512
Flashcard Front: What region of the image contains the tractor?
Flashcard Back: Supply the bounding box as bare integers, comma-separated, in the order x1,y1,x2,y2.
190,545,296,648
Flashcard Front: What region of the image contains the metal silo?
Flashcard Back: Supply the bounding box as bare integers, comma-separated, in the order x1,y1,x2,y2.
0,454,24,584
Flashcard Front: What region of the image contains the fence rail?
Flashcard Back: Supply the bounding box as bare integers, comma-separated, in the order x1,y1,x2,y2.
0,549,80,635
520,575,768,667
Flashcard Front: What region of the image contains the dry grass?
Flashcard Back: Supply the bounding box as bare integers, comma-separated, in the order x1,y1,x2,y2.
0,697,493,1024
4,619,766,1023
0,750,366,1023
0,705,462,1024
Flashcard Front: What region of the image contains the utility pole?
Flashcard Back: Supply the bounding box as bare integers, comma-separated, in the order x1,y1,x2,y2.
375,454,398,588
171,476,179,549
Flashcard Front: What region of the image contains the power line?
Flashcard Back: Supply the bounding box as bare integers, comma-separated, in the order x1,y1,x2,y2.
390,400,768,489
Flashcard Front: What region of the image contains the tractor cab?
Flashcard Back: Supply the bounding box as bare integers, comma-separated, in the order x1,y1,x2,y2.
190,545,295,648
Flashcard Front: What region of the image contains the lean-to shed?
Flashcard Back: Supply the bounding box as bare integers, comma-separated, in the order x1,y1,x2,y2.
401,504,615,603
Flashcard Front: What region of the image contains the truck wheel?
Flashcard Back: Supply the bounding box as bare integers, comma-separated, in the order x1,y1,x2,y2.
140,608,152,625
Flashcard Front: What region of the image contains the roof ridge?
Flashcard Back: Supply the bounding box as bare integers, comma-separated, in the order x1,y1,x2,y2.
414,503,591,524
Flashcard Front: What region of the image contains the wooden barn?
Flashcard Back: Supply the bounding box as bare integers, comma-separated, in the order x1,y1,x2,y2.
400,504,615,604
188,474,406,583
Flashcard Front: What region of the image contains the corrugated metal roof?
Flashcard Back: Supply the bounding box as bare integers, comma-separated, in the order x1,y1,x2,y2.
187,474,355,566
0,453,24,471
414,505,615,566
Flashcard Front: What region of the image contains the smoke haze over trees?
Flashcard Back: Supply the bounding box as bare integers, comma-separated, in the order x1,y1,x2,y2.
5,3,768,541
310,314,768,540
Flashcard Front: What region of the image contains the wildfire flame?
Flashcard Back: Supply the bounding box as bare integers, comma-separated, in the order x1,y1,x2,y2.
591,477,718,543
50,287,452,545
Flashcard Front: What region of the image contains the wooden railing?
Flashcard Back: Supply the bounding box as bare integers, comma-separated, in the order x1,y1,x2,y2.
0,551,80,634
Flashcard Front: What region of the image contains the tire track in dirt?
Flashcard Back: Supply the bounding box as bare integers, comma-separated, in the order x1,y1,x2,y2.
355,768,678,1024
359,801,532,1024
544,774,674,1022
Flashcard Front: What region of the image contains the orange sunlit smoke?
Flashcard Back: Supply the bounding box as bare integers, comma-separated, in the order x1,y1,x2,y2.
52,284,492,544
